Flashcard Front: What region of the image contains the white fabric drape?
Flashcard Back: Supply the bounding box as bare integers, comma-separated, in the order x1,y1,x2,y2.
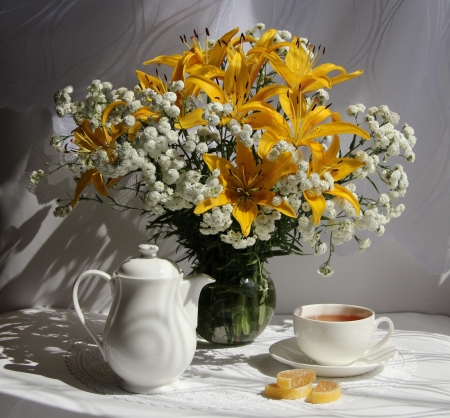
1,0,449,314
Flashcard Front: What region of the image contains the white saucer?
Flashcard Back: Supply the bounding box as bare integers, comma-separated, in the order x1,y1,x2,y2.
269,337,398,378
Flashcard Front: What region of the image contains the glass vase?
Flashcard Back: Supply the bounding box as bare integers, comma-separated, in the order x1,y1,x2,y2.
196,266,276,345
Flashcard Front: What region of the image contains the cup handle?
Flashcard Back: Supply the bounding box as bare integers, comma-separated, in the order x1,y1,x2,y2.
365,316,394,354
72,269,115,360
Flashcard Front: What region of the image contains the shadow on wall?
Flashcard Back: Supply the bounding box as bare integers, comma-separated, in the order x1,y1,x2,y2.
0,107,187,314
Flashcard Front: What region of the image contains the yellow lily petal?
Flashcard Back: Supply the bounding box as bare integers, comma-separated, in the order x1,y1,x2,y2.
109,122,127,142
324,135,340,166
127,121,142,142
229,33,257,48
251,41,293,56
194,192,236,215
172,51,192,82
257,131,283,159
239,101,290,131
136,71,166,94
102,101,127,142
299,121,370,144
328,158,365,181
143,54,182,67
78,119,107,147
244,111,290,141
187,74,227,103
207,27,239,67
91,171,109,196
248,84,290,104
72,169,96,208
250,28,278,48
279,89,303,129
304,69,364,93
263,52,298,88
100,108,117,140
301,106,337,132
175,108,208,130
233,198,258,237
285,38,308,78
224,49,249,108
238,100,278,115
202,153,236,188
252,151,296,191
300,74,333,91
253,190,296,218
73,126,100,151
235,139,257,181
308,140,326,175
328,70,364,85
184,65,224,96
246,29,280,84
133,106,155,120
304,192,327,225
329,183,361,216
105,177,121,188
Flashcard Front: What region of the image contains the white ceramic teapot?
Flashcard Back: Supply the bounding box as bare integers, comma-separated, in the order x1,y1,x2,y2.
72,244,214,394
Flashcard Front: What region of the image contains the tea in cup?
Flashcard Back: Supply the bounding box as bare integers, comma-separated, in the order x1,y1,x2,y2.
293,304,394,366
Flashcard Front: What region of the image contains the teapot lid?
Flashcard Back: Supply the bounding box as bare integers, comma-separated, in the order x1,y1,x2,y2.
116,244,182,279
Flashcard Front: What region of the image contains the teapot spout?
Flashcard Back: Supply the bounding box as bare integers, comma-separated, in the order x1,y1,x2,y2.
179,274,215,327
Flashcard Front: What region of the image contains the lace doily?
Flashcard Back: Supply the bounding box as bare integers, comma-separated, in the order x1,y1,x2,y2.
66,323,416,410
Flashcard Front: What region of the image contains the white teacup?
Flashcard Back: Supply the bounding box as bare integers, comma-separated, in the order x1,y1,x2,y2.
293,304,394,366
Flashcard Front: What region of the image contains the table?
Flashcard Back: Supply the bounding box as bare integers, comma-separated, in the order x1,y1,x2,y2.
1,308,450,418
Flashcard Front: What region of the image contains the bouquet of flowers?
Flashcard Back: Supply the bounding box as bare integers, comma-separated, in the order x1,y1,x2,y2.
33,24,416,343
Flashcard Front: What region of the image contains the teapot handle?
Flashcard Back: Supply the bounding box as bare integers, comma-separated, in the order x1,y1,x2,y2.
72,269,115,360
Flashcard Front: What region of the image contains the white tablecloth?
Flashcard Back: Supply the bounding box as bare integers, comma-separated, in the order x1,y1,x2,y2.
1,308,450,418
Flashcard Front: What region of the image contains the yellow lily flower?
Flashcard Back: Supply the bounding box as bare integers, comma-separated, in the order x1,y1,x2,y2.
144,28,238,72
135,70,208,130
194,140,297,236
246,29,291,86
258,100,370,170
251,36,363,93
304,135,365,224
71,102,129,208
144,28,257,78
142,28,254,99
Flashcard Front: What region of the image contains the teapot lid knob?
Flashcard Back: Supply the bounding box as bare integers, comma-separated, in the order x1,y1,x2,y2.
138,244,158,258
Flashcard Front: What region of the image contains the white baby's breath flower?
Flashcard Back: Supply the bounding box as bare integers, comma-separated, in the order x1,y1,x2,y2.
164,105,180,118
30,170,45,186
221,230,256,249
196,143,209,154
170,80,184,92
183,140,196,153
53,205,71,218
318,262,334,277
123,115,136,127
271,196,282,206
50,133,64,152
315,242,327,256
356,150,368,162
347,105,360,116
359,238,371,252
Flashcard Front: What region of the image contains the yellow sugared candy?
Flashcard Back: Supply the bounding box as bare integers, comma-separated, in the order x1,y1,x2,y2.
276,369,316,389
308,380,341,404
264,382,312,400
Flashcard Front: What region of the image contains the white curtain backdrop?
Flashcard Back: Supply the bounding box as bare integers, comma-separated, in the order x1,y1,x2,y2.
1,0,450,314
